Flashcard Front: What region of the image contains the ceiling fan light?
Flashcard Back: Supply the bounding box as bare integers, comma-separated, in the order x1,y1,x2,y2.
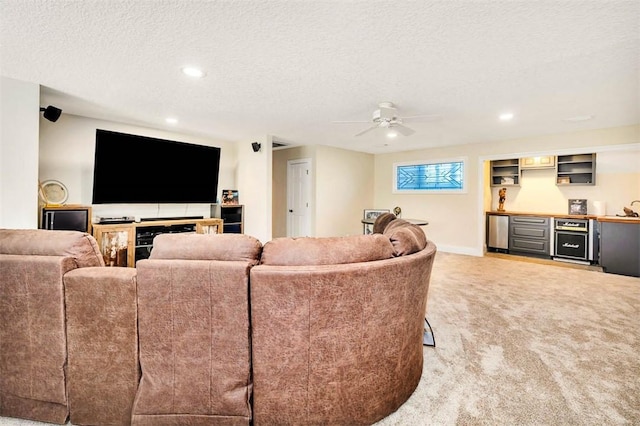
387,131,398,138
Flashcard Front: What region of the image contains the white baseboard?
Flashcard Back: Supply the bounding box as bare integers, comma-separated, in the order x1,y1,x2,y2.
435,244,483,257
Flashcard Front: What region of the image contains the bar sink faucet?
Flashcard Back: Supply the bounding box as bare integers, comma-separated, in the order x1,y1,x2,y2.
624,200,640,217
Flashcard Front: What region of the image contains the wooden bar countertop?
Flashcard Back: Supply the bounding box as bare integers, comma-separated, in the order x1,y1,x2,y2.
486,211,640,224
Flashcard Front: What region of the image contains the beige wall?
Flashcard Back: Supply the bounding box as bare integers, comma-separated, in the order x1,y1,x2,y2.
272,144,374,238
0,77,41,228
374,125,639,255
237,135,272,243
314,145,374,237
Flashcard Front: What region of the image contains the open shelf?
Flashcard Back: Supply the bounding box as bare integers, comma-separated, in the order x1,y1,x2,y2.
490,159,520,186
556,153,596,185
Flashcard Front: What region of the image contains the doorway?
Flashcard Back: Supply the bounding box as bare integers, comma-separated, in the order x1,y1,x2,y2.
287,158,312,237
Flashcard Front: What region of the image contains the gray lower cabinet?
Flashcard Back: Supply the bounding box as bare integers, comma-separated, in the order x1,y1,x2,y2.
509,216,550,257
599,221,640,277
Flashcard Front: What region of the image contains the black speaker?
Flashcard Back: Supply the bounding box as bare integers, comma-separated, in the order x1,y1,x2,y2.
251,142,261,152
40,105,62,122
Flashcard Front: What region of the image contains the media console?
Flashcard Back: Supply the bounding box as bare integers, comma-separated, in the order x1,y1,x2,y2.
92,218,223,267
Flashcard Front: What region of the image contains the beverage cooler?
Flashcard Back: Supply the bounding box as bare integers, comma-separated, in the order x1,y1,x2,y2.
553,218,598,264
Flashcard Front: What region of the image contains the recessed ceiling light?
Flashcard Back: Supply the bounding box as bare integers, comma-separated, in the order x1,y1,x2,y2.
563,115,594,122
165,117,178,124
181,66,206,78
387,131,398,138
499,113,514,121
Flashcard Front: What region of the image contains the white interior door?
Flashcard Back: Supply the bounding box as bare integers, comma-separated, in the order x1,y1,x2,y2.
287,158,312,237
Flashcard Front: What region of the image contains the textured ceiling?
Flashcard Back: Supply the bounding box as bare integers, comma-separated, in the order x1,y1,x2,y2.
1,0,639,153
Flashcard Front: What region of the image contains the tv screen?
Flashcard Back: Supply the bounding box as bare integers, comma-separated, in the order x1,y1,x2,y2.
92,129,221,204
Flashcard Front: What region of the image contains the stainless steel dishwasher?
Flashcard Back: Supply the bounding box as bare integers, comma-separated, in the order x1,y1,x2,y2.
487,214,509,252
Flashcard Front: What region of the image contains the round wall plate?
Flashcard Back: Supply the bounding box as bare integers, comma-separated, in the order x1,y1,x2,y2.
40,180,68,205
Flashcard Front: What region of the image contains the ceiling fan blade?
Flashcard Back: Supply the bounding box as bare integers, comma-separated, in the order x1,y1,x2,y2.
394,124,415,136
332,120,371,124
355,125,379,137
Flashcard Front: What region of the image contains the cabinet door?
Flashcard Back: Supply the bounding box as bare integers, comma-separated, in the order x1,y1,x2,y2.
93,225,134,267
196,219,223,234
520,156,555,169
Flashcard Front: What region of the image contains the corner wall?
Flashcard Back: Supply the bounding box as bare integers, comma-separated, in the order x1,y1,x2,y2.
237,135,272,243
272,144,374,238
0,76,40,228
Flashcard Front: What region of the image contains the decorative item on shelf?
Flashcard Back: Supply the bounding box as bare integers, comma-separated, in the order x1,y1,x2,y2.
222,189,239,205
102,231,128,267
568,199,587,215
497,188,507,212
557,176,571,185
500,177,515,185
393,206,402,217
38,180,68,206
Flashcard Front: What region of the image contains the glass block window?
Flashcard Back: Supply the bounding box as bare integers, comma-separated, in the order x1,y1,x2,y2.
394,159,466,193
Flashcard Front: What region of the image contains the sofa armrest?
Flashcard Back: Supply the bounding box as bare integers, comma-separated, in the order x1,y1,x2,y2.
64,266,139,426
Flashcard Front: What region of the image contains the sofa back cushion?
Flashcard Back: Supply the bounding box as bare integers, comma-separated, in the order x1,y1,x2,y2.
133,232,258,424
150,233,262,264
383,219,428,256
260,234,394,266
0,228,104,267
372,212,397,234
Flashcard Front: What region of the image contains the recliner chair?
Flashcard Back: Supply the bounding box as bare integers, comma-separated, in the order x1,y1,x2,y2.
0,228,139,425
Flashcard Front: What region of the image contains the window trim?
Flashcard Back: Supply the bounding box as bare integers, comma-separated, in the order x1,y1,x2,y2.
392,157,468,194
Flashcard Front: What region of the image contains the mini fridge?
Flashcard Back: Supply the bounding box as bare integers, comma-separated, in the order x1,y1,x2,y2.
487,214,509,252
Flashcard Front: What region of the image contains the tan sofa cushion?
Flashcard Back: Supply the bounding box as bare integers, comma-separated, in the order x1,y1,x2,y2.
149,233,262,263
0,229,104,267
372,212,397,234
383,219,427,256
260,234,394,266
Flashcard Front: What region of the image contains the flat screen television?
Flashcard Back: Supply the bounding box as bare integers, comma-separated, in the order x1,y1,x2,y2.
92,129,221,204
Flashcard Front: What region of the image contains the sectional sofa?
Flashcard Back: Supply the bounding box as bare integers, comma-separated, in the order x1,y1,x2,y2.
0,216,436,425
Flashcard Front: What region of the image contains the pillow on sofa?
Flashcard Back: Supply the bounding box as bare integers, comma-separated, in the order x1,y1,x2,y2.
0,228,104,267
260,234,394,266
383,219,427,256
150,233,262,263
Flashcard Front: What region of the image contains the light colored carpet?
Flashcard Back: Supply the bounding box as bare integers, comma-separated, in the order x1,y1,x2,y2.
2,252,638,426
376,252,639,425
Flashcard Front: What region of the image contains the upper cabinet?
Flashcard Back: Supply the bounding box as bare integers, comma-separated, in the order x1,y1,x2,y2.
490,159,520,186
520,156,555,169
556,153,596,186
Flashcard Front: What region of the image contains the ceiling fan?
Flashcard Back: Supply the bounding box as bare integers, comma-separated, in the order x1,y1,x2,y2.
333,102,440,137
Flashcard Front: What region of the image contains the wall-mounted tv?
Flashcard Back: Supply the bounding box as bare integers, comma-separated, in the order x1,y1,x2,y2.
92,129,221,204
